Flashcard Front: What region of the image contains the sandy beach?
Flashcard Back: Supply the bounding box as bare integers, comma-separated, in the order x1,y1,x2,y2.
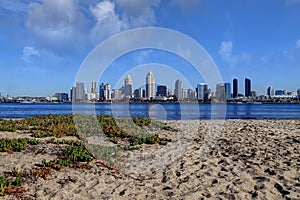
1,119,299,199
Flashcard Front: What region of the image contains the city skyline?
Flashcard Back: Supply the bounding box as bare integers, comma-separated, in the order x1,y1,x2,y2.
69,71,299,102
0,1,300,96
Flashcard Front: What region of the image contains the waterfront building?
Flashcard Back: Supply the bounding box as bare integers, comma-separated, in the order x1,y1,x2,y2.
124,74,133,97
196,83,208,101
224,82,231,100
99,83,111,101
157,85,167,97
275,90,286,96
216,83,226,102
251,91,257,97
54,93,68,102
75,82,85,101
298,89,300,98
91,81,97,94
104,84,111,100
287,91,297,96
133,88,143,98
174,79,182,100
142,89,146,98
85,92,97,101
233,78,238,98
146,71,155,99
112,89,123,100
182,89,188,100
99,83,105,101
267,87,274,97
187,89,196,100
245,78,251,97
70,86,76,102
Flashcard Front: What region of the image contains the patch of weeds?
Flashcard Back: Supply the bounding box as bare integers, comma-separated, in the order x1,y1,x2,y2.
0,168,25,196
0,138,40,152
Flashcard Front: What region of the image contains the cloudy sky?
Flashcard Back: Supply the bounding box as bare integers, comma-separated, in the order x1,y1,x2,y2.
0,0,300,96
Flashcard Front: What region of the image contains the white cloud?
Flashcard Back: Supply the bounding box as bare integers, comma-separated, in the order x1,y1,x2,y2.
218,41,236,64
25,0,87,52
218,41,252,66
115,0,159,27
89,1,128,44
22,46,40,63
296,39,300,48
89,0,159,44
171,0,201,13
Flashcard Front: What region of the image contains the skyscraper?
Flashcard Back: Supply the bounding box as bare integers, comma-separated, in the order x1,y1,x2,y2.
75,82,85,101
196,83,208,101
267,87,274,97
245,78,251,97
99,83,105,101
70,86,76,102
104,84,111,100
146,71,155,99
216,83,226,101
99,83,111,101
157,85,167,96
224,82,231,100
124,74,133,97
91,81,97,94
233,78,238,98
174,79,182,100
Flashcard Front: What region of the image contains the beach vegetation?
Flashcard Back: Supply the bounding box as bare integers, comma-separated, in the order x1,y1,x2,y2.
0,138,40,152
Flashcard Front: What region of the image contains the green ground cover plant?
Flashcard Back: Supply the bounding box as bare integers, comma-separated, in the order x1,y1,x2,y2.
0,138,40,152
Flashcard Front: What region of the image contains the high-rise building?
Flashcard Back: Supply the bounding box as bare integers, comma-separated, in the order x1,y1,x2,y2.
70,86,76,102
99,83,111,101
146,71,155,99
297,89,300,98
75,82,85,101
124,74,133,97
245,78,251,97
54,93,68,102
233,78,238,98
196,83,208,101
112,89,123,100
91,81,97,94
187,89,196,100
104,84,111,100
224,82,231,100
133,88,142,98
174,79,182,100
216,83,226,101
157,85,167,96
99,83,105,101
275,90,286,96
182,89,188,100
267,87,274,97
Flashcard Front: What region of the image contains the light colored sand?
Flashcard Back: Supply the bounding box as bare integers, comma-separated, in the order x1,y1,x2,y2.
1,119,299,199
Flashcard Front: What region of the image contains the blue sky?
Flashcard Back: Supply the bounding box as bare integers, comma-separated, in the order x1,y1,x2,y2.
0,0,300,96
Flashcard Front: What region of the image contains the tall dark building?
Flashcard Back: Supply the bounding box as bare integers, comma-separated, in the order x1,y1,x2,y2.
157,85,167,96
233,78,238,98
245,78,251,97
99,83,105,101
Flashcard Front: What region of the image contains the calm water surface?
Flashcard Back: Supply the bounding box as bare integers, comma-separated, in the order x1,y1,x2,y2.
0,103,299,120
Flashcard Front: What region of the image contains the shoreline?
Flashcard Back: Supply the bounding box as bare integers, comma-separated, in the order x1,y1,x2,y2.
1,101,300,104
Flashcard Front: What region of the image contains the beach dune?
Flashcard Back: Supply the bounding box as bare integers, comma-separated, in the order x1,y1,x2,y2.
0,119,299,199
